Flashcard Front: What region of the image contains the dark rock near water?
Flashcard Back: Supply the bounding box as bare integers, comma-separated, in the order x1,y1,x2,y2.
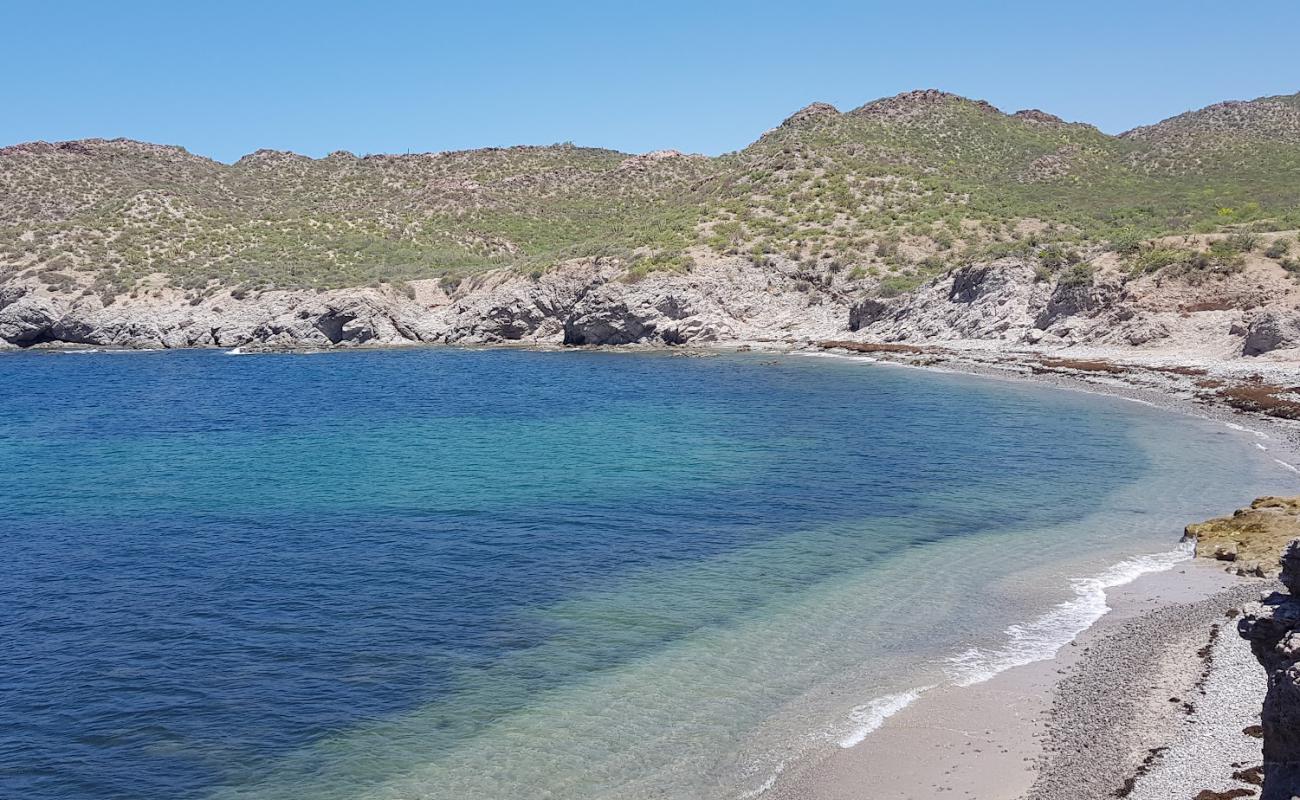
1239,538,1300,798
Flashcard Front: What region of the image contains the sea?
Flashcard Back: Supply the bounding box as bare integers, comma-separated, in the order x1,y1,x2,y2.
1,347,1293,800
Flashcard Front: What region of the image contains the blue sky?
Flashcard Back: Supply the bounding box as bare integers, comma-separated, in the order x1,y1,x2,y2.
3,0,1297,162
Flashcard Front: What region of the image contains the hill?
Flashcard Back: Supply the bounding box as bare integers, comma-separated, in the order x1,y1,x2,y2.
1,89,1299,358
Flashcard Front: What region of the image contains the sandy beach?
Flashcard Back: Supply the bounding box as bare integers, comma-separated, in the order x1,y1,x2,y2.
766,561,1270,799
746,343,1300,800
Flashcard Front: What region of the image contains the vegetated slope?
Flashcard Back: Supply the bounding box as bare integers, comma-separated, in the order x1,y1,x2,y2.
0,140,713,297
1,89,1299,306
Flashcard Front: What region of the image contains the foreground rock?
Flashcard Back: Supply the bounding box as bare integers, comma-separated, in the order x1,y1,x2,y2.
1239,539,1300,799
1185,497,1300,577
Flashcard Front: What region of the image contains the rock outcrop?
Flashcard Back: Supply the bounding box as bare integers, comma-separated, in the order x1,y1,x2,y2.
850,260,1051,342
1244,311,1300,356
0,255,855,351
0,245,1293,356
1184,497,1300,578
1239,539,1300,799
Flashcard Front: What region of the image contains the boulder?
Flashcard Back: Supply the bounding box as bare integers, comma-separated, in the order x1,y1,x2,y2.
1244,311,1300,356
0,292,63,345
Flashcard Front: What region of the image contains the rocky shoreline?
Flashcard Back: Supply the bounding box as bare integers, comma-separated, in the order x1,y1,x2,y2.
4,248,1300,361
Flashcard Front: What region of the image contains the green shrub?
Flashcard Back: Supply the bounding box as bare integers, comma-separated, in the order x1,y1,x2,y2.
1206,240,1248,269
1107,229,1145,255
1264,239,1291,259
1223,232,1259,253
1058,263,1096,287
878,274,921,297
1132,246,1193,273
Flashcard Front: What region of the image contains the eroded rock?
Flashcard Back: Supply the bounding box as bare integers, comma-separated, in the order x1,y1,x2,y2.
1239,538,1300,798
1243,311,1300,356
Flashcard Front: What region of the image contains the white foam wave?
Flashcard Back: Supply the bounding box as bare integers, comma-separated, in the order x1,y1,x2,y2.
226,346,247,355
836,686,933,748
793,351,878,363
1224,421,1270,440
736,761,785,799
944,542,1194,687
1275,458,1300,475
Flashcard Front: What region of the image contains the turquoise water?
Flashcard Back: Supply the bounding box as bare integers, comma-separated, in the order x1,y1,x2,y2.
0,348,1292,800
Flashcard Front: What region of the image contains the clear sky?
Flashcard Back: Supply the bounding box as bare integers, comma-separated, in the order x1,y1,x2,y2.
4,0,1297,162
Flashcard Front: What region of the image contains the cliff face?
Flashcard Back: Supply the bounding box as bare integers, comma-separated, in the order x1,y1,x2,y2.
4,249,1299,356
2,253,1300,356
0,255,853,351
1239,540,1300,799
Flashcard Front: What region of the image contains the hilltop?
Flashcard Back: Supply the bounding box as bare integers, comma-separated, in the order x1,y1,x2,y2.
2,88,1300,358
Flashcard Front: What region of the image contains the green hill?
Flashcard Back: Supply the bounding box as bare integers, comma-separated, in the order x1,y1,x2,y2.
2,89,1298,301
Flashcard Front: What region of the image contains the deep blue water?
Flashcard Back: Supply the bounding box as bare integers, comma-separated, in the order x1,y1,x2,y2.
0,348,1278,800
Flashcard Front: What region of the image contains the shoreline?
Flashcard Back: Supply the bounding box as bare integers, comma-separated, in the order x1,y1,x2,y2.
765,562,1266,800
752,345,1300,798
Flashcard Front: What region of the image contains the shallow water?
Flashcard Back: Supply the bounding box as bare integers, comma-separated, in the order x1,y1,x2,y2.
0,348,1292,800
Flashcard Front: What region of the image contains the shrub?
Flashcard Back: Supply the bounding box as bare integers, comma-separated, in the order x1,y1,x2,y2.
1206,240,1248,269
1058,263,1096,287
1107,229,1145,255
1223,232,1259,253
1133,246,1193,273
1264,239,1291,259
1038,245,1082,270
877,274,921,298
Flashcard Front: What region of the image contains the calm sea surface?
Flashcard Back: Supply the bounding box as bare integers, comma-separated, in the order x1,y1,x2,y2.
1,348,1292,799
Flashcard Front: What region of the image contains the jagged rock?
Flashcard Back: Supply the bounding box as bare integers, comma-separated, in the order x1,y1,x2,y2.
561,289,711,346
1243,311,1300,356
0,291,63,344
1239,538,1300,798
949,265,995,303
848,298,894,331
1013,109,1067,124
1034,278,1120,330
853,261,1051,342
